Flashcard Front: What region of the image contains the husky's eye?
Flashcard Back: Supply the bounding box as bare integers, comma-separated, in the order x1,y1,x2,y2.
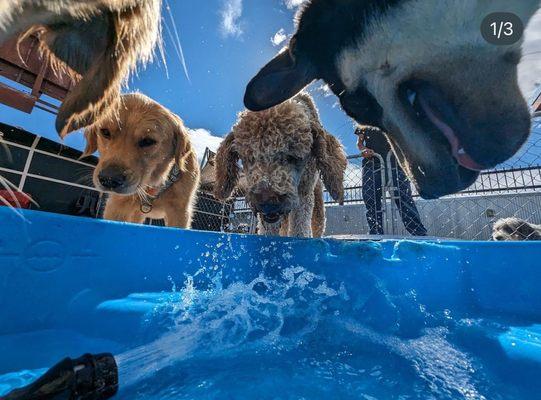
138,137,157,148
100,129,111,139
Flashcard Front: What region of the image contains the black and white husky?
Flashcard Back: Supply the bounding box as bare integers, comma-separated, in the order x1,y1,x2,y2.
245,0,540,199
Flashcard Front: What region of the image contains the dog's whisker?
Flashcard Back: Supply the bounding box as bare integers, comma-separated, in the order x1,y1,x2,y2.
1,176,38,208
136,187,150,204
0,175,40,208
0,177,29,222
75,173,95,186
0,194,26,221
0,130,14,164
0,175,22,210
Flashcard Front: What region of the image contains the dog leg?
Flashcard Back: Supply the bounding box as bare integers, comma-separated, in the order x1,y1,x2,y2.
288,193,315,238
164,211,192,229
311,180,326,238
103,198,145,224
279,216,290,237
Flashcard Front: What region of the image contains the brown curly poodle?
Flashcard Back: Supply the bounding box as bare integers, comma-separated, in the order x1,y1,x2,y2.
214,93,347,238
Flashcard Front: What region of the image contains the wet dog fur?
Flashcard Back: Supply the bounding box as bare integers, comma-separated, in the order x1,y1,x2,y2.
84,93,200,228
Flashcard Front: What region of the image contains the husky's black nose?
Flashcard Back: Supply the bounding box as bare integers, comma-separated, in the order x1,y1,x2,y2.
98,166,127,190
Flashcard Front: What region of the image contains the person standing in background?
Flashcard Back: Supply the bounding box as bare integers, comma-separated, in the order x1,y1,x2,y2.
355,125,427,236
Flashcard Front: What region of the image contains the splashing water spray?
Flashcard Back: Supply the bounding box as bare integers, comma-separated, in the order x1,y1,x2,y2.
1,329,200,400
1,263,340,399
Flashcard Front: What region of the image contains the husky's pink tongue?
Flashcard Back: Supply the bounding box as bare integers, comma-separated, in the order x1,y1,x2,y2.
418,97,484,171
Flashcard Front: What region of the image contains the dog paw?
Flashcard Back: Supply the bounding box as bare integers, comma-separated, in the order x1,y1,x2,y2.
492,218,541,241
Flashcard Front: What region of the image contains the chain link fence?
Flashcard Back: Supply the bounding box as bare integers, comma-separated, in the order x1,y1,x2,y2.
3,118,539,240
60,118,541,239
324,118,541,240
226,117,541,240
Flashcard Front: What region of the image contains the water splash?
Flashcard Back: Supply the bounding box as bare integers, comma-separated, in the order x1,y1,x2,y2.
115,265,346,390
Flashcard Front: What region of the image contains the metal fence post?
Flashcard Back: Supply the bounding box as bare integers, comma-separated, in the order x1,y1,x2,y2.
384,151,399,236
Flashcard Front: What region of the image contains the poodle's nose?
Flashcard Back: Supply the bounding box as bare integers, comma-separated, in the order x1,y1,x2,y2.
258,203,283,215
98,166,127,189
252,187,286,214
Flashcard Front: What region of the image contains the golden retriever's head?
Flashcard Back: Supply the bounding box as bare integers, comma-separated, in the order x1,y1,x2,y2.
214,94,346,223
84,93,192,195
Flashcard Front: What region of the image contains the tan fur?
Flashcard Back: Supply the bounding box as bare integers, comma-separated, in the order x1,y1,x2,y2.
278,182,324,238
311,180,325,238
0,0,161,136
85,93,199,228
214,93,347,238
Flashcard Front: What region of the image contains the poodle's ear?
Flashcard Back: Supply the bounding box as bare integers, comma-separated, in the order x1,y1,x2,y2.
214,132,240,200
171,116,193,174
312,125,347,204
81,126,98,159
244,39,317,112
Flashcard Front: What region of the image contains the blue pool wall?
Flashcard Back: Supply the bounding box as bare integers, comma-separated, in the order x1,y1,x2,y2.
0,208,540,373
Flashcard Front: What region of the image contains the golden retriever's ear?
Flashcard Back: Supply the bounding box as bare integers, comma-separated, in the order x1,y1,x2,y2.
214,132,239,200
81,126,98,159
313,125,347,204
172,117,193,174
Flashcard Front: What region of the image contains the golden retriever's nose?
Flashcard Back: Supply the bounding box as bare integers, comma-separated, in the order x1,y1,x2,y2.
98,166,127,190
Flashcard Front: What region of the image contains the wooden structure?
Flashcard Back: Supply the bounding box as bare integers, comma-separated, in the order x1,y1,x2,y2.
0,33,76,115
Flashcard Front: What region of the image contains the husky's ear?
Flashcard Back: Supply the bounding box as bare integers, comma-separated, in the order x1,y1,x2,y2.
244,39,317,111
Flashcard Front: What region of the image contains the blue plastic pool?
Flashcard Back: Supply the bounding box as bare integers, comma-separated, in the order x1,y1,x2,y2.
0,207,540,399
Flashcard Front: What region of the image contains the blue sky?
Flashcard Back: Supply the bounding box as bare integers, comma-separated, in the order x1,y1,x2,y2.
2,0,541,160
0,0,358,156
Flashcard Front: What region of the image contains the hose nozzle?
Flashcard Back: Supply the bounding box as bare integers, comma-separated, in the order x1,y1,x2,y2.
1,353,118,400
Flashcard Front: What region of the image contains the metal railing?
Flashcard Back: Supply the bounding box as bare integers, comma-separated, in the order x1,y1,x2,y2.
230,118,541,240
0,134,234,231
3,118,540,239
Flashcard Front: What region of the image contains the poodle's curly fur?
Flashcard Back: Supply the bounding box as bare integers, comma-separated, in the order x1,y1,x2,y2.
214,93,347,238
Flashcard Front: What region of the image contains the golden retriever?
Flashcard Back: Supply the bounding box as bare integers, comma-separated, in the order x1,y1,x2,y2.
84,93,200,228
0,0,162,136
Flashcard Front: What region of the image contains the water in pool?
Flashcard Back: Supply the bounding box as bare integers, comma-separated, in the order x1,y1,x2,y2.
1,247,540,399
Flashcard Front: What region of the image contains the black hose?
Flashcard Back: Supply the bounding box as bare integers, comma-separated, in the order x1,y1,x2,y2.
0,353,118,400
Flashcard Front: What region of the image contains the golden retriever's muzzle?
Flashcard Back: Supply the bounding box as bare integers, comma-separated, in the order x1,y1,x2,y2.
95,164,137,194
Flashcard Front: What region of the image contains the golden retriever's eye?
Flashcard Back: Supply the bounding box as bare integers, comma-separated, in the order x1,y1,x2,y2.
138,137,157,148
100,129,111,139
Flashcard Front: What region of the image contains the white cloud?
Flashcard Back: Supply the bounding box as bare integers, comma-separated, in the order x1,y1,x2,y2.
220,0,244,38
283,0,307,10
187,128,223,161
271,28,287,47
315,83,333,98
